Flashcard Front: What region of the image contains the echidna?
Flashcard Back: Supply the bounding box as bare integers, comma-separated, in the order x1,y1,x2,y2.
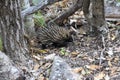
36,23,73,48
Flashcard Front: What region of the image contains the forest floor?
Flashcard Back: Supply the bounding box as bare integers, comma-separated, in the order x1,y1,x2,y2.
30,21,120,80
29,1,120,79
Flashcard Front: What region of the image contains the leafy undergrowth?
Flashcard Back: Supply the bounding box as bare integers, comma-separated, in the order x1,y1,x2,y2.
30,22,120,80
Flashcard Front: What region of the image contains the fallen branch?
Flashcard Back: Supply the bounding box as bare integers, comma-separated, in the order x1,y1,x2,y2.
50,0,84,25
99,35,106,66
21,0,62,18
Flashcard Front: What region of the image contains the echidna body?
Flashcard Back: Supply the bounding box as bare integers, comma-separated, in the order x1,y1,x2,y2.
36,23,73,47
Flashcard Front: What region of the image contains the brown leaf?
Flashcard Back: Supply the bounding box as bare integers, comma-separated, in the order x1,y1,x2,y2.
110,67,118,75
108,60,112,67
86,65,101,70
81,69,86,75
34,63,40,71
116,21,120,25
94,72,105,80
79,27,86,35
114,56,119,62
44,63,52,68
111,34,116,40
71,51,79,56
32,55,41,60
39,74,45,80
72,67,83,73
107,48,113,56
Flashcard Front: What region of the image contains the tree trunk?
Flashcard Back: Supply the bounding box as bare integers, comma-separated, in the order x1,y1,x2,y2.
92,0,106,36
92,0,105,29
0,0,29,65
83,0,106,36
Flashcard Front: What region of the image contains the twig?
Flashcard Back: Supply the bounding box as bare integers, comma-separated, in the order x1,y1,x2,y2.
71,26,79,33
99,35,106,65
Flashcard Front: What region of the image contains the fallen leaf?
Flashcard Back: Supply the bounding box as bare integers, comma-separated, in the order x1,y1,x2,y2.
34,63,40,71
116,22,120,25
86,65,101,70
72,67,83,73
44,53,55,60
82,56,88,60
30,48,48,54
116,67,120,72
79,27,86,34
107,48,113,56
33,55,41,60
69,19,77,24
38,49,48,54
108,60,112,67
110,67,118,75
113,56,119,62
104,74,110,80
81,69,86,75
80,11,84,16
71,51,79,56
39,74,45,80
111,34,116,40
44,63,51,68
21,66,28,72
81,67,93,75
94,72,105,80
115,47,120,52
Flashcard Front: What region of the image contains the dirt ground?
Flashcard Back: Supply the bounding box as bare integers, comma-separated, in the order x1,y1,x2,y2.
31,21,120,79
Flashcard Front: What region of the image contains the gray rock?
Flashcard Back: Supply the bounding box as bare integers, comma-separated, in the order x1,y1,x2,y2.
49,56,80,80
0,51,25,80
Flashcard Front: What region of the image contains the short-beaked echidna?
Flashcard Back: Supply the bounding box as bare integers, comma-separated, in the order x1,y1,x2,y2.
36,23,73,48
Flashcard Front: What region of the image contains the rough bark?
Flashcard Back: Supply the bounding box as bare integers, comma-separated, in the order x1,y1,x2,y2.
0,0,29,65
92,0,105,29
83,0,91,29
83,0,90,15
83,0,106,36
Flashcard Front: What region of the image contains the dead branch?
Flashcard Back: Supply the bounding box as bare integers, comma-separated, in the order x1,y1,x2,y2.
50,0,84,25
21,0,62,18
106,14,120,18
99,35,106,66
